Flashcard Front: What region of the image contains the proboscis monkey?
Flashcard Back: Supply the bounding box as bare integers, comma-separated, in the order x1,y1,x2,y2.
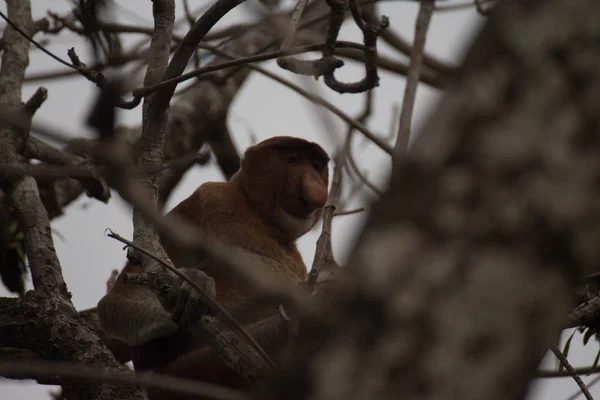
97,136,329,397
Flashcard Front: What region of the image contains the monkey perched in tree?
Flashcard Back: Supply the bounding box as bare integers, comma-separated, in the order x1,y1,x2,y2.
97,136,330,397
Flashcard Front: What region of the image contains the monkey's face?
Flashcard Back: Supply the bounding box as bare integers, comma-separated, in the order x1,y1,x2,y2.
276,147,328,237
278,150,328,217
242,137,330,240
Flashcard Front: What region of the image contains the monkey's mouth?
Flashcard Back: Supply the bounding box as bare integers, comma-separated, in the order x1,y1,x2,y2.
288,199,318,219
276,206,318,239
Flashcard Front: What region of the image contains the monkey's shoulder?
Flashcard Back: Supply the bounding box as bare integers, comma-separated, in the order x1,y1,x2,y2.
169,182,307,281
171,181,259,227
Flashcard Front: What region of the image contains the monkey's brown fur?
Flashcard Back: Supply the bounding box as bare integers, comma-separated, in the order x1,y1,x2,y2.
98,136,329,398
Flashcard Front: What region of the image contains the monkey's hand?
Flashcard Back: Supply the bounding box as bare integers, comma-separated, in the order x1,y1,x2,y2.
148,268,216,329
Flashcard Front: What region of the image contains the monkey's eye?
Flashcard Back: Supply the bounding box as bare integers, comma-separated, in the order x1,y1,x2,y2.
287,154,300,165
312,160,323,171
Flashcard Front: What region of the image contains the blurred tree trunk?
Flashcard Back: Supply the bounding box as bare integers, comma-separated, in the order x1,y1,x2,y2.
263,1,600,400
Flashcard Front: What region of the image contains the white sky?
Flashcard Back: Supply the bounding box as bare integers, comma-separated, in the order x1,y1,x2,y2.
1,0,598,399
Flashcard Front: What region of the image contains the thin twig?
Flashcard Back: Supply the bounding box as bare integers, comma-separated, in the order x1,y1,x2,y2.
344,153,382,196
388,103,401,140
362,5,455,76
333,207,367,217
550,345,595,400
133,41,369,98
277,0,388,92
281,0,309,49
394,0,435,160
342,89,384,196
322,0,389,93
0,360,248,400
566,376,600,400
24,87,48,115
7,146,206,181
276,0,344,80
199,43,392,155
537,365,600,378
24,47,149,83
182,0,202,69
0,10,75,70
151,0,246,114
308,153,344,288
0,10,136,109
436,0,495,12
67,47,138,109
26,2,444,90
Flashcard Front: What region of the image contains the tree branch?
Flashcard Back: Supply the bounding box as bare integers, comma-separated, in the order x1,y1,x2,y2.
130,0,175,267
393,0,434,160
550,345,594,400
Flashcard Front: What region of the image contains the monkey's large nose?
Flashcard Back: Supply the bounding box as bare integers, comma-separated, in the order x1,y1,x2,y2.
302,173,328,209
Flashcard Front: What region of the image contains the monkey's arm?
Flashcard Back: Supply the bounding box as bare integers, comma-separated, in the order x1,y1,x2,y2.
98,260,217,347
97,262,179,346
146,313,288,398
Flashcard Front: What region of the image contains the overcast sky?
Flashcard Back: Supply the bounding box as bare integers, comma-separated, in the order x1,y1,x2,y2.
0,0,597,399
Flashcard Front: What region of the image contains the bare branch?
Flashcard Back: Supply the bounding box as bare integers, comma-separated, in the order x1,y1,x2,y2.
0,360,248,400
333,207,366,217
0,0,68,297
362,3,456,76
308,155,343,287
130,0,175,268
342,89,384,196
23,86,48,115
276,0,388,93
393,0,434,160
134,41,374,98
322,0,388,93
0,3,143,396
150,0,247,114
0,162,98,179
0,9,75,70
538,365,600,378
66,47,138,109
567,296,600,329
201,42,392,155
550,345,594,400
281,0,309,49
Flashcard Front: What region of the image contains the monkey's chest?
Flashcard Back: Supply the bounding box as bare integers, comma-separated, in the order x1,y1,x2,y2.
200,248,305,323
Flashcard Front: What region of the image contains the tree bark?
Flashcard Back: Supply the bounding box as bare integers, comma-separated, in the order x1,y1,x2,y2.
264,1,600,400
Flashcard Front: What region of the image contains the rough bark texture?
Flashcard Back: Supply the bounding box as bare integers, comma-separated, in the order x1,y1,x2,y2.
132,0,176,266
0,296,141,399
0,1,142,398
262,1,600,400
